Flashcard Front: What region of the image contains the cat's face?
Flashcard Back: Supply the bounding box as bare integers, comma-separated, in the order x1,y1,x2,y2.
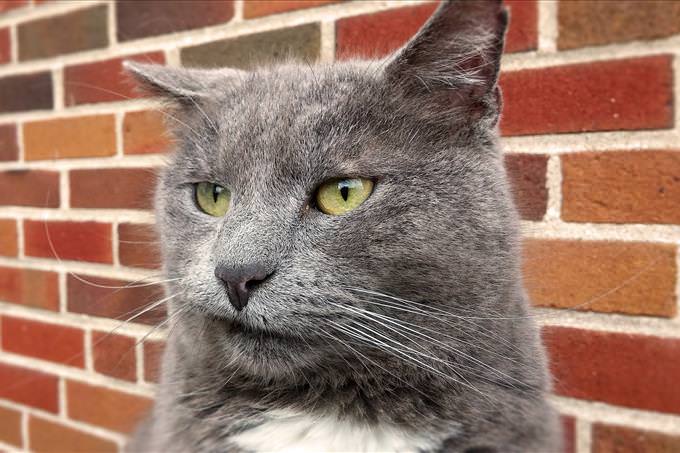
128,0,516,382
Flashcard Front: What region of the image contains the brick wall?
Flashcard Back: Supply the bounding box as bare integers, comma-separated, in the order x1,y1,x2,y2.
0,1,677,451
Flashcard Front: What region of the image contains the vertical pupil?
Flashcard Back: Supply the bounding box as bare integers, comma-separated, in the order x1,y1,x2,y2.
212,185,220,203
340,185,349,201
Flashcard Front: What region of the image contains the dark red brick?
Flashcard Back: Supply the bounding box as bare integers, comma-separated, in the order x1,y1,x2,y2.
0,362,58,412
2,316,84,367
18,5,108,61
64,51,165,106
0,27,10,64
143,339,165,383
117,0,234,42
67,274,166,325
0,170,59,207
543,326,680,415
0,71,52,113
592,423,680,453
92,332,137,382
70,168,157,210
562,416,576,453
500,56,673,136
0,266,59,311
0,124,18,161
504,154,548,220
118,223,161,269
24,220,113,264
503,0,538,53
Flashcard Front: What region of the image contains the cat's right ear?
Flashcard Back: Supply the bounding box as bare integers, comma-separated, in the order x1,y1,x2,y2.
124,61,244,107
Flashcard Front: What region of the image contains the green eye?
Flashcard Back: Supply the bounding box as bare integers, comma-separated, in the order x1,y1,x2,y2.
316,178,374,216
195,182,231,217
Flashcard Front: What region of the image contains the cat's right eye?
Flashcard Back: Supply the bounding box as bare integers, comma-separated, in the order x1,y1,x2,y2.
195,182,231,217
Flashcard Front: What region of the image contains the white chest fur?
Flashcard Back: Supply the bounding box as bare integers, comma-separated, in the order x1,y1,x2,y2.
231,410,440,452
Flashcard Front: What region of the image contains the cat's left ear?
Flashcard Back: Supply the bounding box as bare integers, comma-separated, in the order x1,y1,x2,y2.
385,0,508,124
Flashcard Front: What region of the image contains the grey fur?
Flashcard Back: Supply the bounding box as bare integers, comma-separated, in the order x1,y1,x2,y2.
125,1,560,451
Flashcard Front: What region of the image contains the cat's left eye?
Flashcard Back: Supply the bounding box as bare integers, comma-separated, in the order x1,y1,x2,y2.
195,182,231,217
315,178,374,216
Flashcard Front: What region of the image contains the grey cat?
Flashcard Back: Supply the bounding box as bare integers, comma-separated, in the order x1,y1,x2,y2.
125,0,561,451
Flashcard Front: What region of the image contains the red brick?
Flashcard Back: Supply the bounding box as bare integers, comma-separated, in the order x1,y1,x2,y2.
562,151,680,225
117,0,234,41
143,339,165,383
0,27,10,64
64,51,165,106
24,115,116,160
18,5,107,61
504,154,548,221
92,332,137,382
29,416,117,453
0,71,52,113
562,416,576,453
0,406,21,447
543,327,680,415
523,239,677,317
67,274,166,325
70,168,156,210
123,110,171,155
2,316,84,367
0,363,58,412
0,218,17,256
500,56,673,136
0,124,18,161
118,223,161,269
0,266,59,311
0,170,59,207
336,1,536,59
558,1,680,50
244,0,340,18
24,220,112,264
66,380,152,433
592,423,680,453
0,0,27,13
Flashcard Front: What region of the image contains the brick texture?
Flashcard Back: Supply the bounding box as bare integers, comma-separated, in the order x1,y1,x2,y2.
29,416,117,453
64,51,165,106
561,151,680,225
592,423,680,453
504,154,548,221
544,327,680,415
181,23,321,69
0,27,10,64
123,110,171,155
118,223,162,269
92,332,137,382
117,0,234,42
244,0,340,18
1,316,85,367
24,220,112,264
18,5,108,61
0,124,18,161
67,274,166,325
500,56,673,136
0,363,58,412
523,239,677,317
66,380,152,433
143,339,165,383
559,1,680,50
0,218,17,256
0,170,59,207
0,71,52,113
562,416,576,453
70,168,156,210
0,266,59,311
0,405,21,448
24,115,116,160
0,0,27,13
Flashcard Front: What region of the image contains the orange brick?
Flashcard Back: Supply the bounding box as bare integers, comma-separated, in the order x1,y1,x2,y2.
92,332,137,382
118,223,161,270
523,239,677,317
562,151,680,224
123,110,171,155
66,380,152,433
244,0,340,18
592,423,680,453
0,363,58,412
29,415,117,453
143,339,165,383
0,218,17,256
0,266,59,311
0,405,21,447
70,168,156,210
23,115,116,160
2,316,85,367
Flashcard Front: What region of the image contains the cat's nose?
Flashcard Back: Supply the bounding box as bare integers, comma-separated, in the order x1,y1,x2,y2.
214,264,273,311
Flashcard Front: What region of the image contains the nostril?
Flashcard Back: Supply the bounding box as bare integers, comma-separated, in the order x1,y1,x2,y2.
214,264,275,311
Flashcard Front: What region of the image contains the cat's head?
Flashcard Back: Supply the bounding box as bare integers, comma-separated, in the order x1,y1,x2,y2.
127,0,517,383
